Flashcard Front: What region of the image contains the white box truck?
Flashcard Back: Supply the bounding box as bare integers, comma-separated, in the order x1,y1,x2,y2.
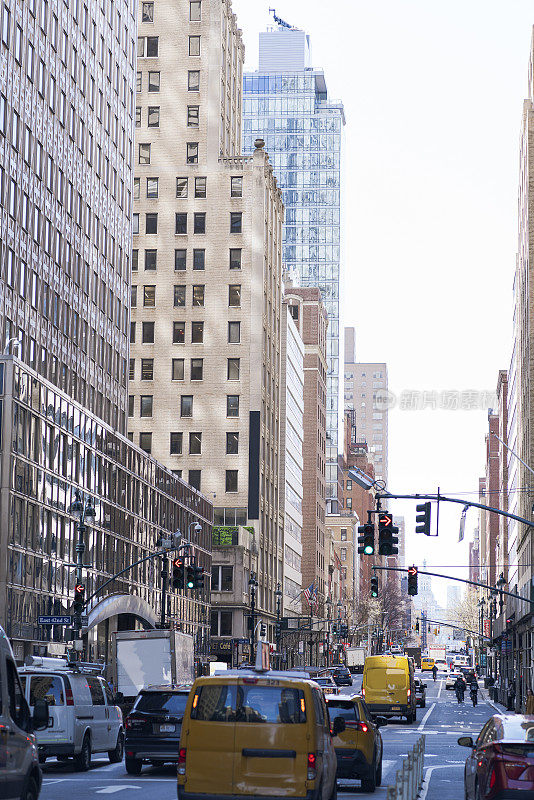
345,646,368,674
113,629,194,702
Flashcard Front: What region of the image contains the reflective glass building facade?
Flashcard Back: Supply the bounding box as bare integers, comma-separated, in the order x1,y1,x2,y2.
243,27,345,500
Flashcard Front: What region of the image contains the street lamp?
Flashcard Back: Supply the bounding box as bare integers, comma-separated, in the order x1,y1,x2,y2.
275,582,282,668
325,598,333,668
249,572,258,663
68,490,96,656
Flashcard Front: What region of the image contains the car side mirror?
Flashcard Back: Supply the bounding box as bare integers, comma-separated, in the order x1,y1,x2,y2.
32,698,50,731
374,716,388,728
457,736,474,748
332,716,346,736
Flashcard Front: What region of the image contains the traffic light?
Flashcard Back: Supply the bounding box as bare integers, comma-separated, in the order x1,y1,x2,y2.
73,584,85,613
172,558,185,590
407,565,418,596
193,564,204,591
415,618,420,633
415,502,431,536
260,623,267,637
378,512,399,556
370,576,379,597
185,565,195,589
358,523,375,555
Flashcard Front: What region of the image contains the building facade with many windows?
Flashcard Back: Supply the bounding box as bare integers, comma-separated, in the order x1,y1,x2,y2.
243,23,345,506
129,0,285,647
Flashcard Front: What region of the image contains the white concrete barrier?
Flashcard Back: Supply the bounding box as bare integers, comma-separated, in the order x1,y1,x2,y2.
386,735,425,800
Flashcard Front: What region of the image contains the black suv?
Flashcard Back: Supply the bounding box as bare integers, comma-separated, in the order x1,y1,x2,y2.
332,666,352,687
124,685,191,774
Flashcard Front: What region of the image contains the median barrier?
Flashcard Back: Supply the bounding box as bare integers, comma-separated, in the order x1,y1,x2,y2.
386,734,425,800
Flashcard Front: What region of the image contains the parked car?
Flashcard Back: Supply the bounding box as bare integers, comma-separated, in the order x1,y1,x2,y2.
0,624,49,800
446,670,465,690
19,656,124,771
315,675,339,696
177,668,338,800
458,714,534,798
326,694,386,793
414,678,427,708
332,666,352,687
124,684,190,775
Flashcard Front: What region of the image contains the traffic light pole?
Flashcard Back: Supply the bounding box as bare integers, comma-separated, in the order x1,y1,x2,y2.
160,557,169,629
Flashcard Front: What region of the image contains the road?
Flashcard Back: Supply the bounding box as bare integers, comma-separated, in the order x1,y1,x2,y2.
40,672,495,800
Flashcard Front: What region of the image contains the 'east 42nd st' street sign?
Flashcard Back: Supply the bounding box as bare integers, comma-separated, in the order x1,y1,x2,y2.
38,615,72,625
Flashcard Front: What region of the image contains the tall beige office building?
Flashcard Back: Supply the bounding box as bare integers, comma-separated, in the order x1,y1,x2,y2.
344,327,388,483
0,0,135,432
129,0,285,643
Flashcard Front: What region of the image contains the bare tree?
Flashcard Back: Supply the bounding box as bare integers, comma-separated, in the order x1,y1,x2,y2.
450,591,479,641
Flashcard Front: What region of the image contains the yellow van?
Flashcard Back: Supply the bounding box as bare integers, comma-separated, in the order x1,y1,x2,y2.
421,657,435,672
362,655,416,724
177,669,338,800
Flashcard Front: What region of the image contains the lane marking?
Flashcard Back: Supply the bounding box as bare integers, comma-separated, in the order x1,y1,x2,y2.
417,702,436,732
437,679,443,699
96,788,142,795
419,764,464,800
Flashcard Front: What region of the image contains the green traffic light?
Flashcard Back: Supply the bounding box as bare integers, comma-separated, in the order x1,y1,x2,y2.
371,590,378,597
187,580,194,588
364,544,374,555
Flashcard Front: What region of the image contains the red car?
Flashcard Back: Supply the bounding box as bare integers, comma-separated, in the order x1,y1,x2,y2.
459,714,534,799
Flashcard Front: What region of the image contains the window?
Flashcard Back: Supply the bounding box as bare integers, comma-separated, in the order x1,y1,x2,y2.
225,470,238,493
139,142,151,164
145,249,157,270
136,70,142,92
188,70,200,91
142,321,155,343
340,528,347,542
176,177,188,197
192,285,204,306
172,358,184,380
189,1,201,21
229,248,241,270
148,71,160,91
147,177,158,197
195,176,206,197
226,432,238,454
143,285,155,306
191,321,203,343
133,213,139,234
128,395,134,416
139,432,152,453
187,142,198,164
147,106,159,126
227,395,239,417
145,213,157,234
173,321,185,343
174,285,186,307
130,285,137,307
28,675,65,707
212,565,233,592
228,321,240,343
191,358,203,380
187,105,199,127
181,395,193,416
170,432,182,454
133,177,140,199
130,322,136,343
143,35,158,56
346,498,352,510
132,250,139,271
140,395,153,417
142,2,154,21
227,358,239,380
188,470,201,490
346,479,352,491
228,285,240,307
175,249,186,271
175,213,187,234
193,212,205,233
141,358,154,380
189,431,201,454
193,249,205,270
1,4,9,47
189,35,200,56
231,176,242,197
230,212,242,233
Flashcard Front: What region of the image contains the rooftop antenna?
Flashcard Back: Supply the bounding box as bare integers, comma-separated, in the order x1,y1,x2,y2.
269,8,293,29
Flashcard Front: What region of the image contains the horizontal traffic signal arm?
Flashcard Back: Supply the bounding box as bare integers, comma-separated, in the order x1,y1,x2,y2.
417,615,491,642
372,565,534,606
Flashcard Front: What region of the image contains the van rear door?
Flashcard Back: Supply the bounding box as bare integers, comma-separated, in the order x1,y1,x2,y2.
232,679,308,797
185,682,237,795
28,673,70,747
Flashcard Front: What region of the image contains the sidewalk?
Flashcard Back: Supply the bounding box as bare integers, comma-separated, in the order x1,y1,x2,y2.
479,683,513,714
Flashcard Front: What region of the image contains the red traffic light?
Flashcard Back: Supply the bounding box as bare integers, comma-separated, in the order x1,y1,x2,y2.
379,513,392,527
173,558,184,569
74,584,85,597
408,566,418,576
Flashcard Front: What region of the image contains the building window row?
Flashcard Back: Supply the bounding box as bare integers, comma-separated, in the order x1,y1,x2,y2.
130,283,241,309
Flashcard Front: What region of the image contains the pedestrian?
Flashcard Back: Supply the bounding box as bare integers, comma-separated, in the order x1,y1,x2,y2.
507,680,516,712
526,689,534,715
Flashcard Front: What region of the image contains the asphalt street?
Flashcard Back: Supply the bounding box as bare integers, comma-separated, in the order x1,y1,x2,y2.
39,671,498,800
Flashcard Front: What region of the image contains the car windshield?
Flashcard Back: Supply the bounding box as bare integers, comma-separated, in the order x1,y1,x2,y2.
316,678,333,685
133,692,188,717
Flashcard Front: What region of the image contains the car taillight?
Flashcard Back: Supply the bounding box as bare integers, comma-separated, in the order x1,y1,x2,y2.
125,716,143,731
346,721,368,733
65,683,74,706
178,748,187,775
407,689,411,698
307,752,316,780
489,767,497,789
361,686,365,697
504,761,527,780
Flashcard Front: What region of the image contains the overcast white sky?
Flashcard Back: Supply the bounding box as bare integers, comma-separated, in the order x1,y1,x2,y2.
232,0,534,605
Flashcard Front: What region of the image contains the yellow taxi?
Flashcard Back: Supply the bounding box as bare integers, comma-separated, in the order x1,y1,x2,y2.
362,655,416,724
177,666,338,800
421,657,435,672
326,694,385,793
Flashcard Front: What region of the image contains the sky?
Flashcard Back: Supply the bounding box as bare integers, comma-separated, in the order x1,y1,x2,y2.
232,0,534,605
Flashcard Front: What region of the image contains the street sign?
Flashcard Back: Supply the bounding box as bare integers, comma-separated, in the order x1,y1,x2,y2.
80,615,89,626
38,615,72,625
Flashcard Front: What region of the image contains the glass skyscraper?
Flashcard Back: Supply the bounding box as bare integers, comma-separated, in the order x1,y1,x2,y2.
243,25,345,501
